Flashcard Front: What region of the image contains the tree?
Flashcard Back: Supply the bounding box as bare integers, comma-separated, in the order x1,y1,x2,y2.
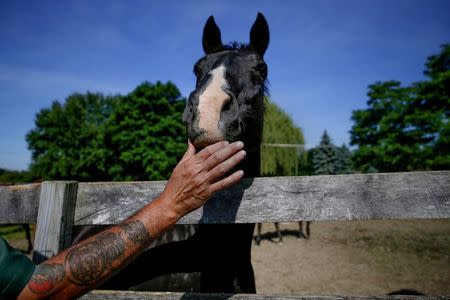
350,44,450,172
26,81,186,181
0,168,34,183
308,130,352,175
27,92,117,180
106,81,186,181
311,131,335,175
335,144,353,174
261,97,305,176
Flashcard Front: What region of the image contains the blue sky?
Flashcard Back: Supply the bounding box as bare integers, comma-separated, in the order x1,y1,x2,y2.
1,1,449,170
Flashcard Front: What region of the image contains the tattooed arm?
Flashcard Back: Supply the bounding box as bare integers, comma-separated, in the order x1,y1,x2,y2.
18,140,246,300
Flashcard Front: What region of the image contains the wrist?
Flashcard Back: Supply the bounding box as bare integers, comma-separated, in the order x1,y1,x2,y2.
133,194,181,238
153,193,182,225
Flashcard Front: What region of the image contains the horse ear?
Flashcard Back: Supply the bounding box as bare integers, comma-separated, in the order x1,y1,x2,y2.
202,16,223,54
249,12,270,57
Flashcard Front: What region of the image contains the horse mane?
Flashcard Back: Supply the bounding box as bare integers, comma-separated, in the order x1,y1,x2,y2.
210,42,254,53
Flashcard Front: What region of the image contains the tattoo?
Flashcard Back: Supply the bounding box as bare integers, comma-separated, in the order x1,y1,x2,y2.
100,232,126,266
65,220,150,286
28,263,65,295
121,220,151,245
65,232,124,285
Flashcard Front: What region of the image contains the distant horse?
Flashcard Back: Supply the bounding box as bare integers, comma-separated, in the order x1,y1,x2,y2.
73,13,269,293
255,221,310,245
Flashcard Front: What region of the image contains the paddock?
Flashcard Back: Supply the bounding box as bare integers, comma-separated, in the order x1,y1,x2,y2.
1,171,449,299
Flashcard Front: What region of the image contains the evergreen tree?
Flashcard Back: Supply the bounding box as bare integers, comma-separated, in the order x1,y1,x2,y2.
335,144,353,174
309,131,352,175
311,131,338,175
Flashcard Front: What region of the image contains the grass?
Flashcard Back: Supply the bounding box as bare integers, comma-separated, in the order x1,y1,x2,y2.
0,224,34,253
0,225,29,238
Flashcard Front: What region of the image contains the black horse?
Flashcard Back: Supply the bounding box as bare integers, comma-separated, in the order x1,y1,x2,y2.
181,13,269,292
74,13,269,293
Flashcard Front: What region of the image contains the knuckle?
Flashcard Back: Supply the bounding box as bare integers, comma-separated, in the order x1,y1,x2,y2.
187,168,196,177
213,151,223,161
204,187,213,198
193,177,203,186
217,164,226,175
203,147,213,156
220,179,228,189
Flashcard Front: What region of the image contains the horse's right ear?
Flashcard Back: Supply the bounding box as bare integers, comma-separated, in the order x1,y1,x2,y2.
250,13,270,57
202,16,223,54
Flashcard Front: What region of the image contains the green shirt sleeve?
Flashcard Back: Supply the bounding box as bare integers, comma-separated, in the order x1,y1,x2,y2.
0,237,35,298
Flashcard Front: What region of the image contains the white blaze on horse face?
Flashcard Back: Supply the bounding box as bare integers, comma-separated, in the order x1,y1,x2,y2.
197,65,230,138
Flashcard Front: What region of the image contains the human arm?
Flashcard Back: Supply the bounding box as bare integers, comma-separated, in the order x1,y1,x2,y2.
17,140,246,300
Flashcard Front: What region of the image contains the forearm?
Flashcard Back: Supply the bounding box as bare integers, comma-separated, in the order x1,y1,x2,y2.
18,140,245,299
18,196,178,300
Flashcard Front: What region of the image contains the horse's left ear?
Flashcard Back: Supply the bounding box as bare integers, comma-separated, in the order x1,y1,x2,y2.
250,12,270,57
203,16,223,54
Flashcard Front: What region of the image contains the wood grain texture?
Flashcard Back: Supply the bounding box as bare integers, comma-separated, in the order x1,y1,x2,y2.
74,171,450,225
32,181,78,263
1,172,449,226
80,290,450,300
0,183,40,223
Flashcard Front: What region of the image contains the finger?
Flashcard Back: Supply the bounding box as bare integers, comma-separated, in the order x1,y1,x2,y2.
195,141,229,161
203,141,245,171
208,149,246,182
209,170,244,194
181,140,196,161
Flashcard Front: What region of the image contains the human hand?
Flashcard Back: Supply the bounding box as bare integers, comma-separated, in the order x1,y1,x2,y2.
160,140,246,220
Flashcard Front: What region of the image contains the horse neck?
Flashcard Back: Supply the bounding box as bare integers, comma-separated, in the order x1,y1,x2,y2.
239,94,264,177
241,145,260,177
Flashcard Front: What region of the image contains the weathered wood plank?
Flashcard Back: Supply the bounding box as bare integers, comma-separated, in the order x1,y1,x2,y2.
1,172,449,226
80,290,450,300
33,181,78,263
0,183,40,223
74,171,450,225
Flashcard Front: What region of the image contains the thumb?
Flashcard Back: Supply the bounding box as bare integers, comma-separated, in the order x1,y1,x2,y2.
182,140,196,160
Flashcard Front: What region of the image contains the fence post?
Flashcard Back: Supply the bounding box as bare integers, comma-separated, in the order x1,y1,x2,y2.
33,181,78,264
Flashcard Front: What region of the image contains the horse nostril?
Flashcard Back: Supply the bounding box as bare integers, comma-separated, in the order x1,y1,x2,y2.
219,96,239,135
222,98,232,112
220,91,238,116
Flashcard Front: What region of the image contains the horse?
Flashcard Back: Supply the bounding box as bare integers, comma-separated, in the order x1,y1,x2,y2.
181,12,269,292
255,221,311,245
72,13,269,293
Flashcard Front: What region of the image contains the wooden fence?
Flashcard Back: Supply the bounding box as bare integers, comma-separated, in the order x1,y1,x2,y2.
1,171,449,299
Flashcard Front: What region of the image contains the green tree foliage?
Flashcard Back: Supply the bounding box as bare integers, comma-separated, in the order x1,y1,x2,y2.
350,44,450,172
261,97,305,176
0,168,33,183
106,82,186,180
26,81,186,181
27,92,116,180
336,144,353,174
308,130,352,175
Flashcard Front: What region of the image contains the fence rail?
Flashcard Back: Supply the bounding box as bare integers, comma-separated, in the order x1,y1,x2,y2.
1,171,449,299
79,290,450,300
1,171,449,225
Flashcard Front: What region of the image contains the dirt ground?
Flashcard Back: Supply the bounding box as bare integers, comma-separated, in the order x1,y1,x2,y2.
252,220,450,296
3,220,449,296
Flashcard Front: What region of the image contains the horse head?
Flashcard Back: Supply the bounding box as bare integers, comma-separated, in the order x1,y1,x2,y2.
183,13,269,152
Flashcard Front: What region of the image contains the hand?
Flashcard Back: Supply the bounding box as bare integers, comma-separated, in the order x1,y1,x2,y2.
161,140,246,219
